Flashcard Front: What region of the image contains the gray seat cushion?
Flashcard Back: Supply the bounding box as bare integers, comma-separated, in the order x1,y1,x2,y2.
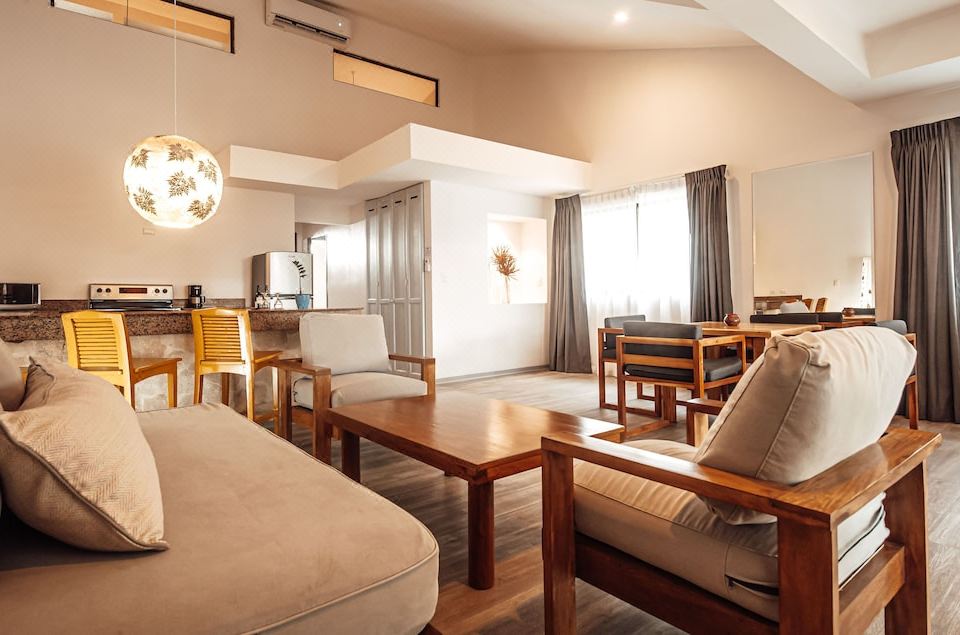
876,320,908,335
601,348,617,360
0,403,439,634
749,313,819,324
622,321,702,359
574,439,889,622
625,355,742,382
293,372,428,409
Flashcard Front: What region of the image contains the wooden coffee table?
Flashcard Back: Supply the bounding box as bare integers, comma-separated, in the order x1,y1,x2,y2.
326,391,623,590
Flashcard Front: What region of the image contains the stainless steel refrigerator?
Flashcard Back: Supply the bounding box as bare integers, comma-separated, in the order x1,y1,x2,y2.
252,252,313,309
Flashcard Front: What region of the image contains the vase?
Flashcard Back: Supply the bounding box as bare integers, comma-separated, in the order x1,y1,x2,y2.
503,278,511,304
295,294,311,310
723,313,741,327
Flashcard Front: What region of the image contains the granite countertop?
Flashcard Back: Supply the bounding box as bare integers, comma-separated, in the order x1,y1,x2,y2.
0,306,364,342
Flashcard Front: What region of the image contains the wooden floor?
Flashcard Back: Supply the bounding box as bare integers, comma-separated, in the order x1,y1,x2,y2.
288,371,960,634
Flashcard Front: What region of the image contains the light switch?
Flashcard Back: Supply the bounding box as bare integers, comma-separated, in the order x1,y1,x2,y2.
142,227,156,236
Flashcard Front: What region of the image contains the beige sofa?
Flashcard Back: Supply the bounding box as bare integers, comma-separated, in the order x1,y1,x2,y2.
0,398,439,633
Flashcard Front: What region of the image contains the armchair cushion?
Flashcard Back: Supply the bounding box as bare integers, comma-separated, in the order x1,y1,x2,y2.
625,356,742,383
299,313,391,376
293,373,427,409
573,439,889,622
622,321,702,358
0,339,25,411
694,327,917,524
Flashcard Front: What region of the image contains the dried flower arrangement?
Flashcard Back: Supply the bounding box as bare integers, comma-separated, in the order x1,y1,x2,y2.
491,245,519,303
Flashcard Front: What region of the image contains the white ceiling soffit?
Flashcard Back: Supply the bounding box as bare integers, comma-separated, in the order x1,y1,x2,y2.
328,0,752,53
698,0,960,102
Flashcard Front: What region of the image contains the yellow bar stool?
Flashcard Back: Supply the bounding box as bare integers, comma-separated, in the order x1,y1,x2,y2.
191,308,281,425
61,310,181,409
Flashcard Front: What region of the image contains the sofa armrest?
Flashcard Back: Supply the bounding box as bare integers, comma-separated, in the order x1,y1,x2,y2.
685,397,725,417
388,354,436,395
541,428,941,527
273,358,332,378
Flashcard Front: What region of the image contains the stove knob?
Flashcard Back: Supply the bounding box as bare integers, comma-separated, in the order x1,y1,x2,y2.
96,288,103,293
162,288,168,294
105,288,111,293
154,288,160,294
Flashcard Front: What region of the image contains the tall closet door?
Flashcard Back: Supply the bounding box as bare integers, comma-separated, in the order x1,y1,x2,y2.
365,184,426,375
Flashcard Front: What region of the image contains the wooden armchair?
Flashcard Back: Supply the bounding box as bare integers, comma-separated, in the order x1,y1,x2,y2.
276,314,435,462
542,326,934,634
616,321,746,440
542,428,941,634
596,314,656,413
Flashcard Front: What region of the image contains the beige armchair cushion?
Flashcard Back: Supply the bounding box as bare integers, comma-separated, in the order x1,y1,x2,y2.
574,439,889,622
299,313,391,375
293,373,427,409
0,361,166,551
694,327,916,524
0,339,25,411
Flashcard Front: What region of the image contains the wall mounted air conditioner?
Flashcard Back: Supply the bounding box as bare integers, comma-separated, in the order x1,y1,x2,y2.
266,0,351,45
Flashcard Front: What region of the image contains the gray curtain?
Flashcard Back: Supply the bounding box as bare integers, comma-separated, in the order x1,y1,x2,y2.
891,117,960,423
686,165,733,322
548,195,592,373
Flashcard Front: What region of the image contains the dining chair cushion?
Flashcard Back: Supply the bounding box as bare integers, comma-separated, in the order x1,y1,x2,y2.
0,339,25,411
749,313,819,324
0,361,166,551
603,314,646,351
624,356,742,383
778,301,809,313
601,348,617,361
299,313,391,376
292,372,427,409
814,312,845,323
875,320,908,335
622,321,702,359
573,439,889,622
694,327,917,524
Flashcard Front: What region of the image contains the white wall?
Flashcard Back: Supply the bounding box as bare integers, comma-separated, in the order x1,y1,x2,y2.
0,0,474,301
470,46,960,318
314,221,368,310
428,181,549,379
753,154,874,309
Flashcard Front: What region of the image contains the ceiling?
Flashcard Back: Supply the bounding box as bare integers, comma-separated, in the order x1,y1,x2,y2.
327,0,753,53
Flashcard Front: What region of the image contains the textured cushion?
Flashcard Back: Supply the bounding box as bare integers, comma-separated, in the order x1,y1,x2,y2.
625,355,742,383
574,440,889,622
300,313,391,375
0,361,166,551
778,301,809,313
603,314,646,350
695,327,917,524
0,403,439,634
293,372,428,409
0,338,25,411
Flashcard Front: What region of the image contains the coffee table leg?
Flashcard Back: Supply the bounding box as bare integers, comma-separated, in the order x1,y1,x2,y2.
468,480,495,590
342,430,361,482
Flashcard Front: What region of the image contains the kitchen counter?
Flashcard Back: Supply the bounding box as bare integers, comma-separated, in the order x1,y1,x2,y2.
0,307,363,343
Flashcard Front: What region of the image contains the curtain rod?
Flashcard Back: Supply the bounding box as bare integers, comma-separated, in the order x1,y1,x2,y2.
554,166,731,200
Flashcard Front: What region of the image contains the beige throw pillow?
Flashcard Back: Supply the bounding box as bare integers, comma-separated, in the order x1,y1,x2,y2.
0,361,167,551
0,338,25,411
694,327,916,525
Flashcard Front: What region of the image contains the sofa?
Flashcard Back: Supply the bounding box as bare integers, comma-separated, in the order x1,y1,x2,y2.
0,341,439,634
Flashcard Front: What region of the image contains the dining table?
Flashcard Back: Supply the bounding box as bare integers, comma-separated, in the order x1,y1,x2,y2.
694,321,822,360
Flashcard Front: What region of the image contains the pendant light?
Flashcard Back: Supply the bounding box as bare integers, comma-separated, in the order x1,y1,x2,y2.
123,0,222,229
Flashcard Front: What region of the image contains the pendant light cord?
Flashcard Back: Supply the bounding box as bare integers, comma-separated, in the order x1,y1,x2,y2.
173,0,178,136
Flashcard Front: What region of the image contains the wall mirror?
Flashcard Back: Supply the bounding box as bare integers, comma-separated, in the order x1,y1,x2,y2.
752,152,874,314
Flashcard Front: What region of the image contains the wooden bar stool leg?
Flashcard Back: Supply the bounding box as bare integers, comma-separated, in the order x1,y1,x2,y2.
221,373,231,406
167,367,177,408
194,373,204,404
246,374,256,422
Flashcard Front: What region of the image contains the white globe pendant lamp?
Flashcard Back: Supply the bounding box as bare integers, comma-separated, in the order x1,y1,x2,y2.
123,1,222,229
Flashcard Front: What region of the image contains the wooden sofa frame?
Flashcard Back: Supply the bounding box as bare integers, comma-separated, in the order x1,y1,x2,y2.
275,354,436,463
541,427,941,634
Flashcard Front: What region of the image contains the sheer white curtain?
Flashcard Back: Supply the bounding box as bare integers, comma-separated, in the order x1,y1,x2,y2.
582,177,691,371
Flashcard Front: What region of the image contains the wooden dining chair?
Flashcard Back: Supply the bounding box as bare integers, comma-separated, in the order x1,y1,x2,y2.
191,308,280,426
814,297,828,311
615,321,746,442
801,297,813,309
61,310,180,409
597,314,656,413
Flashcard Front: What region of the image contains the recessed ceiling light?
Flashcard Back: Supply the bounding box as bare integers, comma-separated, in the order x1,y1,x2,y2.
613,10,629,24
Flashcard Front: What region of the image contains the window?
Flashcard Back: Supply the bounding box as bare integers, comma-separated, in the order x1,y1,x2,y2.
333,50,438,107
51,0,235,53
581,178,691,368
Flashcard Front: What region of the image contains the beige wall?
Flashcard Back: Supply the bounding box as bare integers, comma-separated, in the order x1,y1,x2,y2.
470,46,960,317
0,0,474,302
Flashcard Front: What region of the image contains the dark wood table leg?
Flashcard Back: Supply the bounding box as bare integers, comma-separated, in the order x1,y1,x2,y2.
468,480,495,590
749,336,765,362
341,430,361,482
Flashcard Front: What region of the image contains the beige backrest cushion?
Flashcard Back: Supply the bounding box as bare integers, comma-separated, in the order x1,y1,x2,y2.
0,339,25,411
0,361,167,551
300,313,391,375
695,327,916,525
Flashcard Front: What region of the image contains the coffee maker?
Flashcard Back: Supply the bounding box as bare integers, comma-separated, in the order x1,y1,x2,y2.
187,285,204,309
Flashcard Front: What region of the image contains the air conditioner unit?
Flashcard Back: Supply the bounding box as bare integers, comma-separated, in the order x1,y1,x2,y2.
266,0,351,45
